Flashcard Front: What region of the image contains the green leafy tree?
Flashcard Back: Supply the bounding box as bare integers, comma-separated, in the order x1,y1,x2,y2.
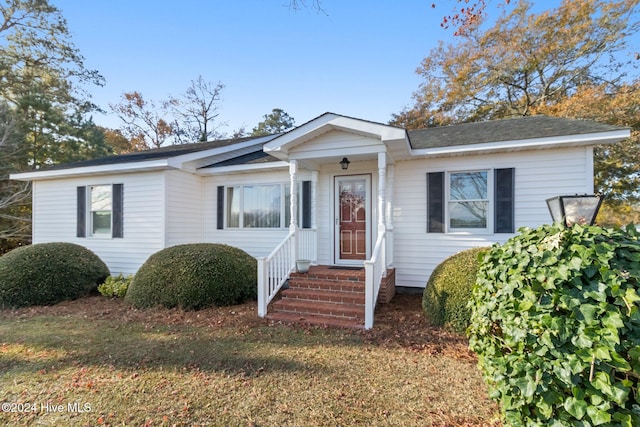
0,0,106,244
251,108,295,136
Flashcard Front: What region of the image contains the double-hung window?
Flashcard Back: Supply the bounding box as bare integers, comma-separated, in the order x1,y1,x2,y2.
448,171,490,230
427,168,514,234
90,185,113,235
77,184,123,238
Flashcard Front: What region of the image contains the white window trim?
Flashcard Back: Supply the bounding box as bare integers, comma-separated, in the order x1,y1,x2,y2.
445,169,493,234
224,182,301,230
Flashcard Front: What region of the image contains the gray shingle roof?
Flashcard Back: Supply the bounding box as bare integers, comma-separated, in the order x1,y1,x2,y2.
29,135,269,172
407,116,628,150
202,150,281,168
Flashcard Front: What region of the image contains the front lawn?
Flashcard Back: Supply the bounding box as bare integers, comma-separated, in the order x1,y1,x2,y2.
0,294,500,426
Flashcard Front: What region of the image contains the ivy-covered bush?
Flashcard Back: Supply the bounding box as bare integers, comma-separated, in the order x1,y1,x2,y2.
0,242,109,308
98,274,132,298
468,223,640,426
423,247,487,334
126,243,257,310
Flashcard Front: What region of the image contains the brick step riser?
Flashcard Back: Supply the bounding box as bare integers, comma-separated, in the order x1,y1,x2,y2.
281,292,365,306
272,308,363,321
266,312,365,329
287,281,365,293
290,276,365,283
271,301,364,320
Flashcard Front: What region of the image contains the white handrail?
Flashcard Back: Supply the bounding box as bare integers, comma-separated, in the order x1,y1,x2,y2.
364,227,386,330
257,230,295,317
257,228,317,317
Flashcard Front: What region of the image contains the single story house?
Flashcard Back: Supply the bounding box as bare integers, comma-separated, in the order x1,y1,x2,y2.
10,113,630,328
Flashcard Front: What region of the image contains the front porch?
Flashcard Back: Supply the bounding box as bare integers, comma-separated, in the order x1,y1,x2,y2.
255,115,406,329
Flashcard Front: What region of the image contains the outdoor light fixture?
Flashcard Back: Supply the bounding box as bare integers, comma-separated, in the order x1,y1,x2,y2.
340,157,351,170
546,194,603,227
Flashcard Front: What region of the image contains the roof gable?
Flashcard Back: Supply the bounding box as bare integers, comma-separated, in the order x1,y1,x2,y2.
264,112,407,160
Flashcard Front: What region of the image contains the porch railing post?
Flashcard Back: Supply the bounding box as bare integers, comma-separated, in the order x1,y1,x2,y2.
257,256,267,317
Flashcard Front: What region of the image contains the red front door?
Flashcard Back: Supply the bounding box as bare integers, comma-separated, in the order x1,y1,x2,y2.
336,175,369,262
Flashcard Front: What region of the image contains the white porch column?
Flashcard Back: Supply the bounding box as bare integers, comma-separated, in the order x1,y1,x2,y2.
289,160,298,230
386,164,394,267
311,170,318,230
289,160,298,267
311,170,318,264
377,152,386,230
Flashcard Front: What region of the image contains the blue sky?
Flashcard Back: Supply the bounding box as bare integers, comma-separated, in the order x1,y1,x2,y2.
52,1,638,136
52,0,459,134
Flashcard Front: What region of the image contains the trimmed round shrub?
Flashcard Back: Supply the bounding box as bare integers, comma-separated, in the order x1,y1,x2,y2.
468,223,640,426
422,246,487,333
0,242,110,308
126,243,257,310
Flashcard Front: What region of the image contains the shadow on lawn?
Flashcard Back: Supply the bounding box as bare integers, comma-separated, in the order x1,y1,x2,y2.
0,293,476,378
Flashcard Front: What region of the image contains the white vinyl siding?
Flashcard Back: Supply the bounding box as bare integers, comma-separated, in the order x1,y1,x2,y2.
32,172,166,275
392,146,593,288
165,170,203,246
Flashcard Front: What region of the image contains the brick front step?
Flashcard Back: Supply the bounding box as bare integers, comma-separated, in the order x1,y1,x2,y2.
286,279,365,293
281,288,365,305
265,265,394,329
270,299,364,320
266,311,365,329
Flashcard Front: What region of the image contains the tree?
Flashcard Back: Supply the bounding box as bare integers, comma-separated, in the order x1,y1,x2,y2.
0,102,30,241
533,81,640,204
110,91,173,149
392,0,640,209
392,0,640,128
101,127,147,154
251,108,295,136
0,0,105,244
169,76,225,143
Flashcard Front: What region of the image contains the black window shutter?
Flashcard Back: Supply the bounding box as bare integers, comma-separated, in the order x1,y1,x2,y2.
77,186,86,238
216,186,224,229
494,168,515,233
301,181,311,229
427,172,445,233
112,184,124,238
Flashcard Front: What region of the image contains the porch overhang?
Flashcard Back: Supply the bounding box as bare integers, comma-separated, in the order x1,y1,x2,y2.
263,113,409,164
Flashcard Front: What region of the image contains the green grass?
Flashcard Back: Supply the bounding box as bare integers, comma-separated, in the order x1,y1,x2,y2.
0,295,500,426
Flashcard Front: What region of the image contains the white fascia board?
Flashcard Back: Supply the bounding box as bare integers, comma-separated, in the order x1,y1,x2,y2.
10,159,172,181
409,129,630,157
198,161,289,175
